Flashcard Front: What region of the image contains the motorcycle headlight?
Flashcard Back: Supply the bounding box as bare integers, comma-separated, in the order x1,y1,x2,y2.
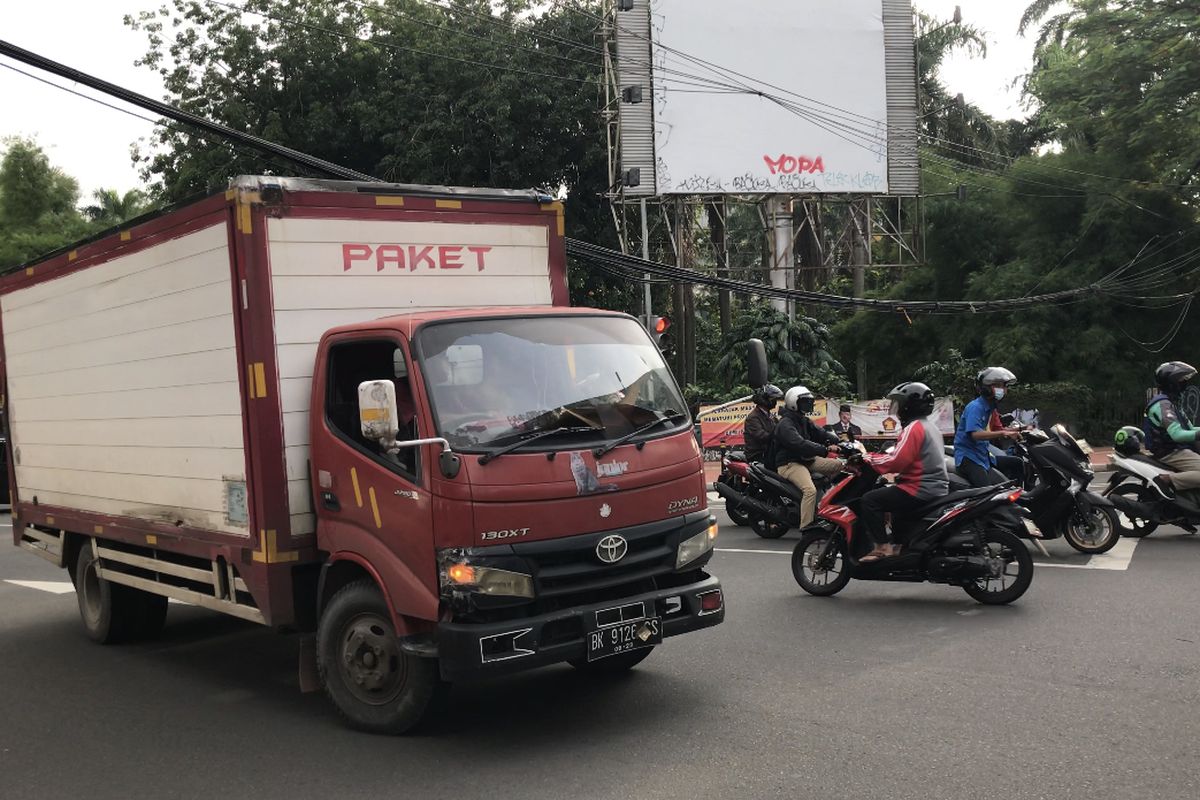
438,556,534,599
677,521,719,568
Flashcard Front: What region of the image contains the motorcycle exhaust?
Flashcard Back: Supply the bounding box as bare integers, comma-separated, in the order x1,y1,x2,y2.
1107,493,1158,521
713,482,790,525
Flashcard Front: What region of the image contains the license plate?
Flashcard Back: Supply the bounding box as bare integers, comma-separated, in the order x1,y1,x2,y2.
586,617,663,661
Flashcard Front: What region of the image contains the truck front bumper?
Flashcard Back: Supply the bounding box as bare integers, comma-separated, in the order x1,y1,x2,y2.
435,573,724,681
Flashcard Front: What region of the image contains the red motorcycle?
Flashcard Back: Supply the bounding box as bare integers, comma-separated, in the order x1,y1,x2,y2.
791,460,1035,604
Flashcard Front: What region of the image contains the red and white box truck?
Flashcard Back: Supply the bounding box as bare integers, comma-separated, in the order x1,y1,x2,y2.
1,176,723,732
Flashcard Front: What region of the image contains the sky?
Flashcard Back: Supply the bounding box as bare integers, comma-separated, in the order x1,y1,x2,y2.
0,1,1041,200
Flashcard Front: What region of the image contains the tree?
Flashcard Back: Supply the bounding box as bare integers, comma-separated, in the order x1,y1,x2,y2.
125,0,629,307
711,304,849,400
83,188,153,227
0,138,95,270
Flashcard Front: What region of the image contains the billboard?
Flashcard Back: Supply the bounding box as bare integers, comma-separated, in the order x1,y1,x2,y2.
614,0,918,196
651,0,887,194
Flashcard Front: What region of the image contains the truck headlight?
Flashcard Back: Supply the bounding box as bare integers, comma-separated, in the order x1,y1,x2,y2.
676,521,718,568
439,561,535,599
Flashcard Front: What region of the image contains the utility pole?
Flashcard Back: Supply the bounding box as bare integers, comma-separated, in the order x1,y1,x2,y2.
850,197,872,396
769,196,793,316
640,197,652,319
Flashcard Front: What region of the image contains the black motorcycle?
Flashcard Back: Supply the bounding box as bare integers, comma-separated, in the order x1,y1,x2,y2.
950,426,1120,555
792,461,1034,604
713,444,858,539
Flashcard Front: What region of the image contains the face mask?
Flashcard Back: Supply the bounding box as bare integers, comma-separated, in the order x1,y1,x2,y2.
993,387,1007,401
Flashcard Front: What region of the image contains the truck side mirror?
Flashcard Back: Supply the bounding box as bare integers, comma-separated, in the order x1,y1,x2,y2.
747,338,769,388
358,380,400,441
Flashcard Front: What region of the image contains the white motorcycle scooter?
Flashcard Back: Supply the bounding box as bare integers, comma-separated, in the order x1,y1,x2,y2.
1103,426,1200,537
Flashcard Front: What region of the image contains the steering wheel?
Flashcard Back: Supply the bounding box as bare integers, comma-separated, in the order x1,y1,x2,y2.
450,413,500,432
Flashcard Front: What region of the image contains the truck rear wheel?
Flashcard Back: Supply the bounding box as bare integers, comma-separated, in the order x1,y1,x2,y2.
317,580,440,735
74,544,167,644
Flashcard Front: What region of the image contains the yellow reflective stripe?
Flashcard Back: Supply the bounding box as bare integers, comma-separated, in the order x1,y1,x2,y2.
350,468,364,507
375,196,405,206
435,199,462,209
120,231,132,241
253,362,267,398
368,487,382,529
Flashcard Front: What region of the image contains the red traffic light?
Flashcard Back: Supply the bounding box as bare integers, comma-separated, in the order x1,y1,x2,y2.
654,316,670,334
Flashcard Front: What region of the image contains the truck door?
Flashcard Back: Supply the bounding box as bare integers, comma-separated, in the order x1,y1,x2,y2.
313,335,438,614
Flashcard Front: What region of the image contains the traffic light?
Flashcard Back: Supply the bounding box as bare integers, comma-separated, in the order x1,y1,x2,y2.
640,315,674,356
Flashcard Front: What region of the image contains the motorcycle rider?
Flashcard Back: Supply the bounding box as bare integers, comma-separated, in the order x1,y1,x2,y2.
955,366,1023,487
743,384,783,463
859,382,950,562
1144,361,1200,495
774,386,843,528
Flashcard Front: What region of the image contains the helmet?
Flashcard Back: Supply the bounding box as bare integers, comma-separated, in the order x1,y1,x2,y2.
887,381,936,426
976,366,1016,401
1113,425,1145,456
1154,361,1196,395
752,383,784,408
783,385,815,414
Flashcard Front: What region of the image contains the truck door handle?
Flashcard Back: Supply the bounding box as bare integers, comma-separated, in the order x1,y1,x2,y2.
321,492,341,511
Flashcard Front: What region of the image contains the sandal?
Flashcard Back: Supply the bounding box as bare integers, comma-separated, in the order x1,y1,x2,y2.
860,545,901,563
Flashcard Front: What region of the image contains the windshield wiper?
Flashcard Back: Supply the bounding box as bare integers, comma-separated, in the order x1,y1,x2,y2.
479,426,598,465
593,411,687,458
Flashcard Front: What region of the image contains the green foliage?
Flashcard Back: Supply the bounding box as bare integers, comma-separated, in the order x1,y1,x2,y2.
0,138,97,270
707,303,849,401
914,349,980,411
83,188,153,227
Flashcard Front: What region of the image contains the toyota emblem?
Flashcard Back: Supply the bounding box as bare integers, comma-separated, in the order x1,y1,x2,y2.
595,534,628,564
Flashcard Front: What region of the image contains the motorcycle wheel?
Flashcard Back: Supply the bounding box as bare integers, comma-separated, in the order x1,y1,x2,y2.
752,516,790,539
1062,505,1121,554
1108,485,1159,538
962,528,1034,605
792,528,851,596
719,476,754,528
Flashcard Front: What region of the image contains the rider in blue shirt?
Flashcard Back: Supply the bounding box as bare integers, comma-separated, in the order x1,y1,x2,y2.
954,367,1021,487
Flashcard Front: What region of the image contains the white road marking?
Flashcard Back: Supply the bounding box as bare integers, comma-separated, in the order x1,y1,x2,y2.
4,580,75,594
3,579,189,604
716,537,1141,572
716,547,790,555
1033,537,1138,571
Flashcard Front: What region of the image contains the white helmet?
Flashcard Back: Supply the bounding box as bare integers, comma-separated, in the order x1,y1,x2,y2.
784,385,815,413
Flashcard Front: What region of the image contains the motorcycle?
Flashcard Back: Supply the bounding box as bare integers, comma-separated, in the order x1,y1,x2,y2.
715,447,755,528
946,425,1120,555
714,443,860,539
1103,448,1200,537
791,460,1034,604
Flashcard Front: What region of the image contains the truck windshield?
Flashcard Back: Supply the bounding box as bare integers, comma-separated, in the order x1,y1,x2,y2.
416,316,689,451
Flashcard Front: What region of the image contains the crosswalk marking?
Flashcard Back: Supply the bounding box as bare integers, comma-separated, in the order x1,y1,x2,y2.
715,537,1141,571
3,579,74,594
4,579,189,604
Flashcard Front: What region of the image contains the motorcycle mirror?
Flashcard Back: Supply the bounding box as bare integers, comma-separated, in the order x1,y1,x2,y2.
747,338,769,388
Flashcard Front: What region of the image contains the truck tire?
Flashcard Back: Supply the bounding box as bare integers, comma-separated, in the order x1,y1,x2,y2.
317,580,440,735
568,647,654,675
74,544,165,644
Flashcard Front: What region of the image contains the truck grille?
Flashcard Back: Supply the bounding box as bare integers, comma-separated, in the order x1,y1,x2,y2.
511,511,711,603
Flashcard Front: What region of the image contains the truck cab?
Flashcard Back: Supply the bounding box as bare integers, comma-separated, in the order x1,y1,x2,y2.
309,307,723,727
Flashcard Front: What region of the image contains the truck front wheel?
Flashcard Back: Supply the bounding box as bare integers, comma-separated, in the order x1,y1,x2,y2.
317,580,440,735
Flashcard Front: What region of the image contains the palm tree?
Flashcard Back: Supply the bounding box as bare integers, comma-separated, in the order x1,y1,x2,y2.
83,188,151,226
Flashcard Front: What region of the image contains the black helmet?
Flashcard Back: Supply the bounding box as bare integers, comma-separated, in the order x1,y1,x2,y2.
752,383,783,408
976,366,1017,399
887,381,936,426
1155,361,1196,395
1113,425,1145,456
